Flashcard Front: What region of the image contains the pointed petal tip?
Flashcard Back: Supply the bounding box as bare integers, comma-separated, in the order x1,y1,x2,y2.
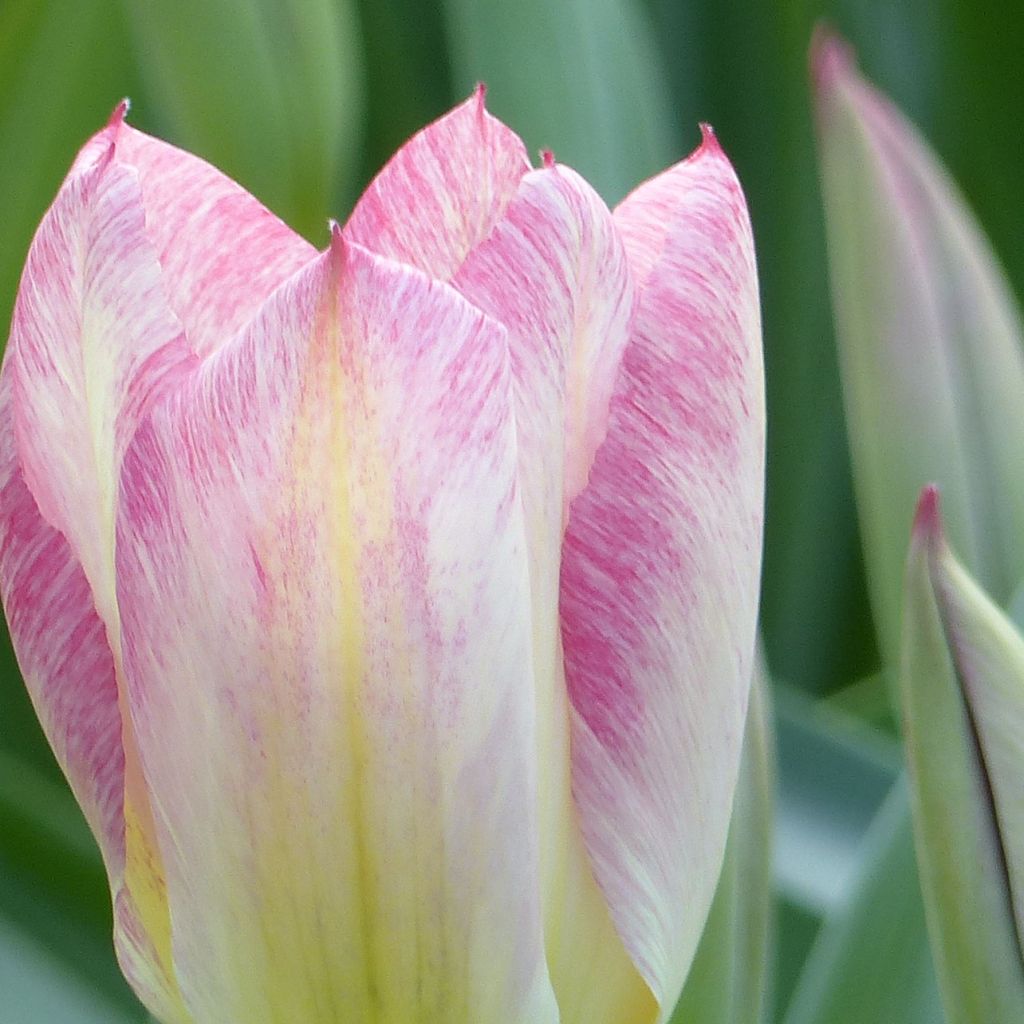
108,97,131,128
540,148,556,169
328,219,347,265
690,123,726,163
913,484,943,544
810,23,857,96
474,81,488,111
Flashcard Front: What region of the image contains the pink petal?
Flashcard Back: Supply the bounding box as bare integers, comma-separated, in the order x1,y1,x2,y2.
344,87,530,279
560,130,765,1013
0,377,124,874
454,163,657,1018
2,139,192,1020
102,105,316,358
114,234,558,1023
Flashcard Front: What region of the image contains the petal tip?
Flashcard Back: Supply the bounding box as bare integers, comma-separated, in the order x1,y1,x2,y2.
810,23,857,96
913,484,943,545
540,148,556,170
697,122,723,156
474,81,488,112
108,97,131,128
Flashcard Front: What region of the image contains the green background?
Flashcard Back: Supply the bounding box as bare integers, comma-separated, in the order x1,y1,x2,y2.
2,0,1021,1020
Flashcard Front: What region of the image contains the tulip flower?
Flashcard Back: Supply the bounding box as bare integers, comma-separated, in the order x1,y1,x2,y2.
0,91,764,1023
813,30,1024,664
903,487,1024,1022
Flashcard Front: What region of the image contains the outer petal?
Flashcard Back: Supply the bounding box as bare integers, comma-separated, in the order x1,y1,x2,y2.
99,104,316,357
813,32,1024,661
2,137,194,1021
344,86,530,279
560,130,764,1016
0,374,123,880
454,161,654,1022
901,487,1024,1021
115,234,558,1024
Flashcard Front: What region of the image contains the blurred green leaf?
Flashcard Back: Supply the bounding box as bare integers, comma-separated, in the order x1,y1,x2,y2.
782,778,942,1024
672,656,775,1024
0,750,139,1015
441,0,677,203
351,0,453,182
0,914,142,1024
814,34,1024,666
772,686,901,1014
122,0,365,239
902,499,1024,1022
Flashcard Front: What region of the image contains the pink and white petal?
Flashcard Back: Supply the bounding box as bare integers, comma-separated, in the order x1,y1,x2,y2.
111,114,316,357
115,236,558,1024
4,136,194,1022
453,163,655,1020
560,132,765,1017
0,377,124,877
69,107,314,361
344,87,530,280
8,148,192,629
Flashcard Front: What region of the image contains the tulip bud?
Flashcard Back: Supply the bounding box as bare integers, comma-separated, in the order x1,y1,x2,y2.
0,94,763,1023
812,29,1024,663
902,486,1024,1022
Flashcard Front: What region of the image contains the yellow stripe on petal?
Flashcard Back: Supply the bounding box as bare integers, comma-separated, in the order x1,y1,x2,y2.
114,236,559,1023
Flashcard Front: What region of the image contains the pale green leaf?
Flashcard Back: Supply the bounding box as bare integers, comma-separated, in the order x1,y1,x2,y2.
901,488,1024,1022
121,0,365,239
814,32,1024,664
782,779,941,1024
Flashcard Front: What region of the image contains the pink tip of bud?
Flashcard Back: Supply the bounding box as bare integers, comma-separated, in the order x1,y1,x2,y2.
810,23,857,93
108,98,130,129
913,484,943,543
541,148,556,169
474,82,488,111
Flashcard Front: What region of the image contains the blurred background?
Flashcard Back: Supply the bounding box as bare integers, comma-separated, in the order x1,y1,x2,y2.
1,0,1021,1021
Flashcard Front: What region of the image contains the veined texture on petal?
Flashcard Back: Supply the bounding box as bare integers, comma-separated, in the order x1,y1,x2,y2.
456,160,653,1023
1,130,196,1021
901,487,1024,1022
2,101,322,1021
114,233,558,1024
813,30,1024,661
344,86,530,279
560,128,765,1019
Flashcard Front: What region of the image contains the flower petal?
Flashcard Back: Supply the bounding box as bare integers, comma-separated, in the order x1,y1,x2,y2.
344,87,530,279
454,161,655,1021
115,234,558,1024
106,105,316,357
901,487,1024,1020
2,135,192,1020
813,31,1024,659
559,130,764,1015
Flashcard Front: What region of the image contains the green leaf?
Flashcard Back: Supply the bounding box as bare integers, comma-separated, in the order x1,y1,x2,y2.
671,654,775,1024
814,30,1024,665
121,0,366,239
771,685,901,1015
440,0,677,203
901,488,1024,1022
782,778,942,1024
0,750,140,1014
0,914,142,1024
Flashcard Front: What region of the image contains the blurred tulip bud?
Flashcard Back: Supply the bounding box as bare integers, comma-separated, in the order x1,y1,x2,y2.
0,93,764,1023
812,29,1024,664
902,486,1024,1022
